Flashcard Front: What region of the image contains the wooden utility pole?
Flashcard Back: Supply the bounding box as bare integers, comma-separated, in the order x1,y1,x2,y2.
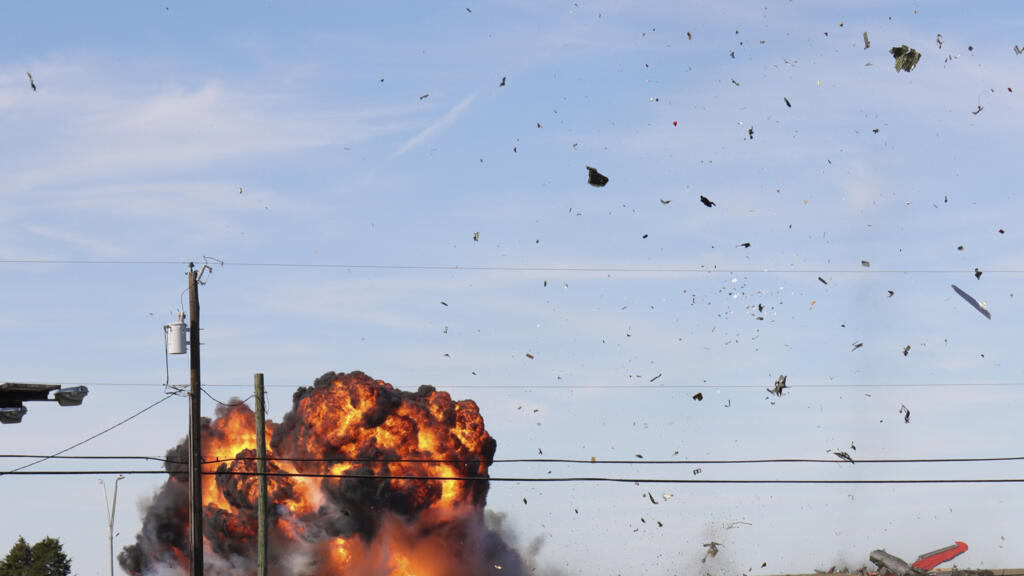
254,373,269,576
188,263,204,576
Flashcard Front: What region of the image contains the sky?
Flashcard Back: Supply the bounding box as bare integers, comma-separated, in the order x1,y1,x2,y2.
2,1,1024,575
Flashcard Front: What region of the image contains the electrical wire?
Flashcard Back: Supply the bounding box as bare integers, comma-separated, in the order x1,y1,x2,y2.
0,392,179,477
4,454,1024,466
12,380,1024,390
1,258,1023,275
199,387,254,407
3,469,1024,484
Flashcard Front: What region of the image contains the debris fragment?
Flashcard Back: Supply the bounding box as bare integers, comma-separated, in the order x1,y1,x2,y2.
473,232,479,242
972,105,984,115
586,166,609,187
1016,45,1023,55
863,32,871,50
700,195,716,207
702,542,722,563
525,353,535,359
692,392,703,401
687,31,692,40
818,276,828,285
899,404,911,423
737,242,751,248
833,451,855,464
890,45,922,72
784,97,791,107
861,260,870,267
852,341,863,352
26,72,36,92
659,199,672,204
951,284,991,319
419,93,430,100
499,76,506,87
692,468,702,475
888,290,895,297
747,126,754,139
767,374,787,397
936,34,944,49
647,492,658,505
975,268,982,279
903,345,911,356
649,373,662,383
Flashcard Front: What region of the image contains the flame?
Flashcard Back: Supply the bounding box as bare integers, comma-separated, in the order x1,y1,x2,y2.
119,371,515,576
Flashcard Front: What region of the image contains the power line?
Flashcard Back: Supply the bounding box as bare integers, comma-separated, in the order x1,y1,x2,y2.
0,258,1022,275
4,454,1024,466
3,469,1024,484
0,392,179,476
12,380,1024,390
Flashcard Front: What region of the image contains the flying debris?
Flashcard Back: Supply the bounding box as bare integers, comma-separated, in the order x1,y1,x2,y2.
473,232,480,242
900,404,911,423
748,126,754,139
499,76,506,87
936,34,944,49
903,345,911,356
26,72,36,91
702,542,722,563
700,195,716,207
659,199,672,204
692,392,703,401
647,492,658,505
833,451,855,464
737,242,751,248
863,31,871,50
861,260,871,267
818,276,828,285
586,166,609,187
419,93,430,100
852,341,863,352
1016,45,1024,55
951,284,991,319
972,105,984,115
649,373,662,383
888,290,895,297
890,45,922,72
974,268,982,279
767,374,787,397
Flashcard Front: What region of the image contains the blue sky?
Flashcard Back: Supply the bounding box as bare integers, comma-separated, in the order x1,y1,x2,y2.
2,1,1024,575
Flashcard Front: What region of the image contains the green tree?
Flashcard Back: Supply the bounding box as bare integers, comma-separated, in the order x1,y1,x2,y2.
0,536,71,576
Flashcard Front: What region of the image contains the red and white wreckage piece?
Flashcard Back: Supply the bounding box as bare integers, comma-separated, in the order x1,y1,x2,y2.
870,542,969,576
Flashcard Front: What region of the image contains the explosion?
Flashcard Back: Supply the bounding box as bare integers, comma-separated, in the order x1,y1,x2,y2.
120,371,527,576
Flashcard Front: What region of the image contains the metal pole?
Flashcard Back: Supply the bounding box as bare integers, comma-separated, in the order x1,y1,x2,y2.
255,373,268,576
100,475,124,576
188,263,204,576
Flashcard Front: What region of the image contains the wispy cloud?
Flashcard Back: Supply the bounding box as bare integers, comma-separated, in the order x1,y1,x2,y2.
393,92,477,157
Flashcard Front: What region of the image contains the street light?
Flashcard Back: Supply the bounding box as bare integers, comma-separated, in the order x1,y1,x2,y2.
0,383,89,424
54,386,89,406
100,475,125,576
0,406,27,424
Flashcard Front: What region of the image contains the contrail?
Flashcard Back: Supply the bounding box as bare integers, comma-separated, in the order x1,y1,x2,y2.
394,92,477,157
